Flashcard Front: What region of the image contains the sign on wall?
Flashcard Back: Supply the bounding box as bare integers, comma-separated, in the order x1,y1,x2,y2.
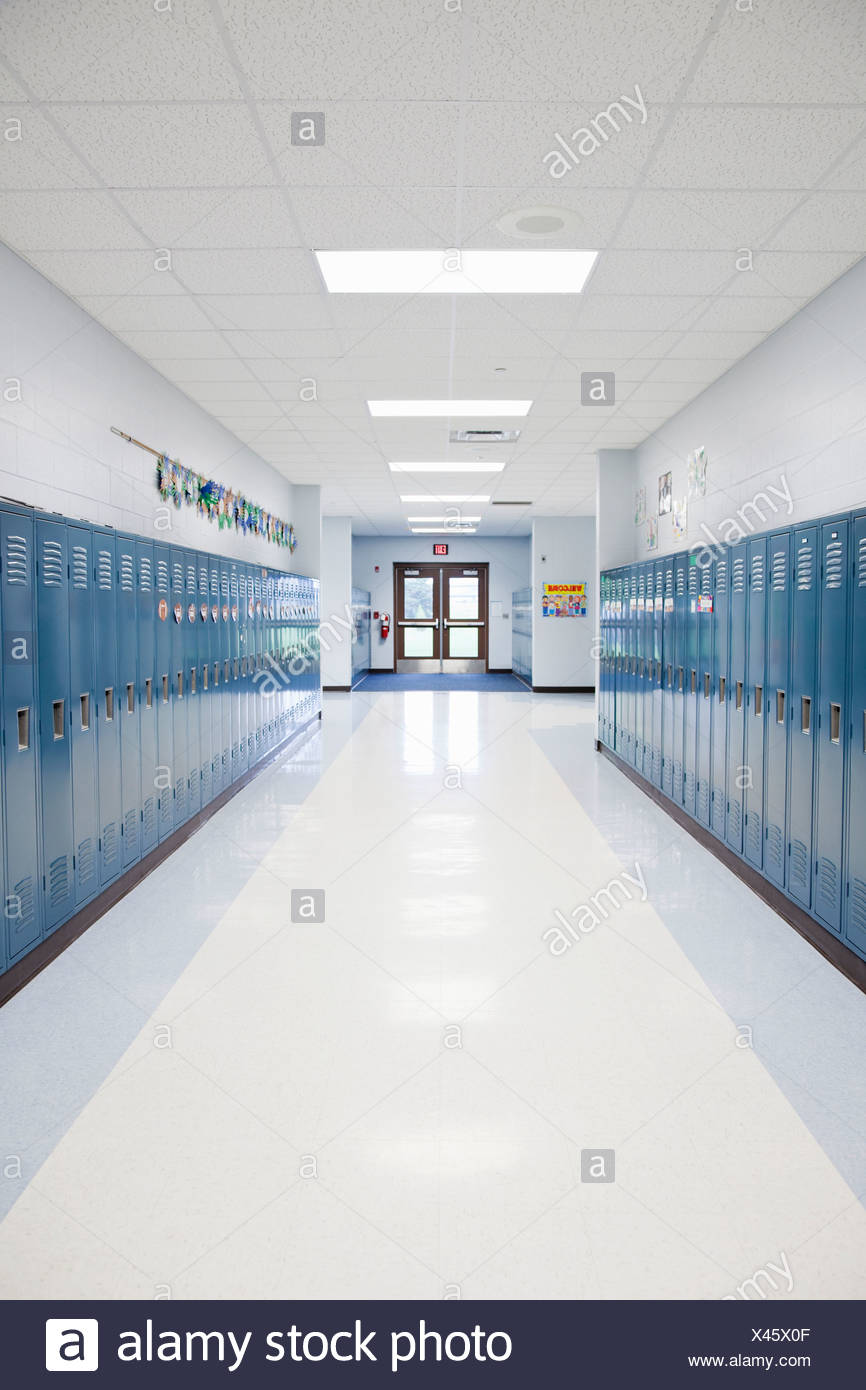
542,583,587,617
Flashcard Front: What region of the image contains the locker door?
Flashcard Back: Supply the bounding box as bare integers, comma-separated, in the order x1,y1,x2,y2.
638,568,650,775
137,541,158,852
210,559,223,796
672,553,687,803
93,530,122,888
744,537,767,868
36,517,74,932
229,561,240,779
253,572,264,760
68,525,99,906
1,507,42,959
185,555,202,816
170,548,189,826
844,512,866,957
238,567,250,772
651,561,664,787
788,527,819,909
311,577,321,715
726,543,747,853
154,544,174,840
813,519,849,933
661,557,675,798
764,533,790,888
614,574,626,758
695,554,714,826
683,557,699,816
710,547,729,840
219,559,232,783
600,574,610,745
117,535,140,868
198,559,213,807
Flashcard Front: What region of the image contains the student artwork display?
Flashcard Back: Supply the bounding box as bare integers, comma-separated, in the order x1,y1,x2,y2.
634,486,646,525
542,583,587,617
646,517,659,551
672,496,688,539
156,454,297,550
688,445,708,498
659,471,672,515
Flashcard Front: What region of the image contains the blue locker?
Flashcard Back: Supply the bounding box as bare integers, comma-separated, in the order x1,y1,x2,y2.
154,544,174,841
764,532,790,888
36,517,75,932
813,518,849,933
116,534,140,868
636,567,649,776
788,527,819,909
219,559,232,784
671,553,687,804
744,537,767,868
650,561,664,786
92,529,122,888
844,511,866,957
198,558,213,807
614,573,626,758
710,547,729,840
209,557,223,797
184,554,201,817
695,553,714,826
137,541,158,853
229,560,241,778
170,548,189,826
726,542,747,853
661,556,675,798
238,565,250,771
1,506,42,959
68,525,99,906
253,571,264,760
683,557,699,816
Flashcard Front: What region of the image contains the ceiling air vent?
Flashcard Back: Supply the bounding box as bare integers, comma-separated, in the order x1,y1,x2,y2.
450,429,521,444
492,500,532,506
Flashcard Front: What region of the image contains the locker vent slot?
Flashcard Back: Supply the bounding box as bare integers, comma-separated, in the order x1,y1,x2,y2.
127,683,135,714
187,564,196,593
138,555,152,591
120,554,135,591
676,568,685,596
716,557,727,592
124,808,138,843
190,666,197,694
735,681,743,711
80,693,90,730
801,695,811,734
704,672,711,700
78,837,96,887
162,674,169,704
231,573,239,598
824,539,843,589
776,690,785,724
12,875,35,932
830,702,841,744
200,566,208,594
17,707,30,750
859,537,866,587
156,559,169,590
771,549,787,591
222,573,230,597
41,539,63,586
72,545,89,589
173,562,183,591
49,854,70,907
52,700,65,739
177,671,184,699
817,857,839,914
796,543,814,590
850,878,866,936
145,677,153,709
143,796,156,841
754,685,763,717
732,556,746,592
766,824,784,872
102,821,119,867
719,676,726,703
211,571,219,595
5,533,29,584
688,566,697,595
750,551,765,592
97,549,113,590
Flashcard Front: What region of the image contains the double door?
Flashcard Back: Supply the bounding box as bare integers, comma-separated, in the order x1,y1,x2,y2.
395,563,488,674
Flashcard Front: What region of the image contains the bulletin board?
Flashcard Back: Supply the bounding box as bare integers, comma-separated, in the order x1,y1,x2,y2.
542,583,587,617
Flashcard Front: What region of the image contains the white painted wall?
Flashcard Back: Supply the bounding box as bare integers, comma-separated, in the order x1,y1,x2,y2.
628,255,866,561
352,535,530,670
0,242,317,573
320,516,353,687
531,517,596,689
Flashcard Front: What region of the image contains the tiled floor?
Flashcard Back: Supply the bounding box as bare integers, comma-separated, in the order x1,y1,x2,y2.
1,690,864,1300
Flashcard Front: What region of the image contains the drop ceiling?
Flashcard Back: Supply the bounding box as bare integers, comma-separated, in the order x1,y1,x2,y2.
0,0,864,537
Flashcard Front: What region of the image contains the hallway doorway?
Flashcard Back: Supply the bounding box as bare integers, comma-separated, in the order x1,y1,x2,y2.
394,563,489,674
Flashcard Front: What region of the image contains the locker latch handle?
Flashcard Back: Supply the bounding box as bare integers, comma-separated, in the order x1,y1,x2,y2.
177,671,184,699
754,685,763,717
677,666,684,692
126,683,135,714
162,674,169,704
735,680,743,712
719,676,726,704
53,699,65,740
17,707,30,750
801,695,811,734
776,690,785,724
703,672,711,700
80,693,90,731
145,677,153,709
830,703,841,745
105,687,114,721
690,669,697,695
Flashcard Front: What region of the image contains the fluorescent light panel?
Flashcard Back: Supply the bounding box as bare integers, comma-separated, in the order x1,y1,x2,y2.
389,461,505,473
316,249,598,294
406,516,481,522
411,526,477,534
399,495,490,502
369,400,531,417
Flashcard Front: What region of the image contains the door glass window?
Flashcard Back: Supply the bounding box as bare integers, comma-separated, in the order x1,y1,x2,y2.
448,576,479,619
404,627,435,657
403,576,434,619
449,627,479,658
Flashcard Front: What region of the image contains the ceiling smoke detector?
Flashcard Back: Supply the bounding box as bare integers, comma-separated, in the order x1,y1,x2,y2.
450,428,521,444
496,205,581,240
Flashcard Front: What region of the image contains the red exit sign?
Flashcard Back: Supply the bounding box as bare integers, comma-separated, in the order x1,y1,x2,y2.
433,543,448,556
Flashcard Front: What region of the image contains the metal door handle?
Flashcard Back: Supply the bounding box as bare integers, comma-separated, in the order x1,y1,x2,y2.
397,619,438,626
444,620,483,627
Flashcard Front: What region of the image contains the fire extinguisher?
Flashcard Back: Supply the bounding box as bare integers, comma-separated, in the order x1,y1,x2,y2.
380,612,391,641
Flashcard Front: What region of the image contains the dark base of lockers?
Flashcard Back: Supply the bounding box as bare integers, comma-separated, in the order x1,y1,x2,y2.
0,711,322,1010
596,739,866,997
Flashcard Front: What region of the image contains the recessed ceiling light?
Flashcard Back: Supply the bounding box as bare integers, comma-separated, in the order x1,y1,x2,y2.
406,516,481,523
316,249,597,294
399,494,491,502
411,526,478,534
389,461,506,473
369,400,531,417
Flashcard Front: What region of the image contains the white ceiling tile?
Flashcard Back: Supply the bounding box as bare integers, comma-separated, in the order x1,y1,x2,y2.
767,193,866,251
116,188,304,250
171,249,320,295
0,189,146,250
686,296,803,333
614,190,805,251
79,295,216,332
